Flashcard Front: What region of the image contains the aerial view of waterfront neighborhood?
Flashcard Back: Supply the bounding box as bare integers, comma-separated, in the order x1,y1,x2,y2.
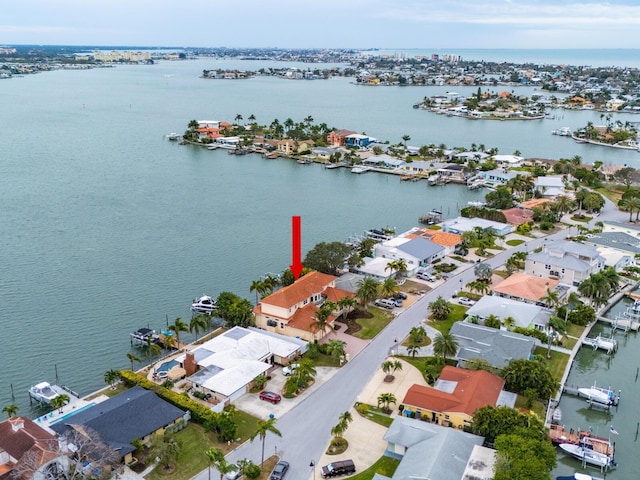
5,42,640,480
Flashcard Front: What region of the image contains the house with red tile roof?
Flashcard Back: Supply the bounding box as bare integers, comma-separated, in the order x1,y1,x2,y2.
401,366,505,429
327,129,357,146
0,417,59,480
501,207,534,226
253,271,354,342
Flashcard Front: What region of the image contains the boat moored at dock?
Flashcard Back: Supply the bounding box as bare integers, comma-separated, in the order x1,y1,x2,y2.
28,382,80,405
130,327,160,345
559,442,616,470
191,295,216,314
556,473,604,480
577,382,620,406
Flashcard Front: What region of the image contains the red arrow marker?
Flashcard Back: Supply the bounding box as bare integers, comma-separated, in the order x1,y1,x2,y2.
290,215,304,279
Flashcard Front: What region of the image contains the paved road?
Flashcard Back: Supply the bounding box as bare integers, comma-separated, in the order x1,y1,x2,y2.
200,193,628,480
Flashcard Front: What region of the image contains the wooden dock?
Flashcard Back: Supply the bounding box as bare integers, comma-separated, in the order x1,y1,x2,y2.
598,315,640,332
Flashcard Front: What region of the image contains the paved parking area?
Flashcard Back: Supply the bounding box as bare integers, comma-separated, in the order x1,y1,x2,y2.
234,366,340,419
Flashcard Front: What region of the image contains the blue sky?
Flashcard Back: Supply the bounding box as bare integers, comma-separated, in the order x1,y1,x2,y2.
2,0,639,49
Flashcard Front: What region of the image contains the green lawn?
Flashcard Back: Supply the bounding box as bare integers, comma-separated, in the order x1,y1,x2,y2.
428,304,466,334
506,239,524,246
401,335,431,347
514,395,546,417
345,456,401,480
306,350,341,367
571,215,592,222
353,308,394,339
533,347,570,389
355,403,395,428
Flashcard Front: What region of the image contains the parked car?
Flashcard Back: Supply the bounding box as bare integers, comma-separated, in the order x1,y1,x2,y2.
259,391,281,404
458,297,476,306
374,298,395,309
394,292,408,300
389,297,403,307
224,470,241,480
321,459,356,478
270,461,289,480
416,271,436,282
282,363,299,376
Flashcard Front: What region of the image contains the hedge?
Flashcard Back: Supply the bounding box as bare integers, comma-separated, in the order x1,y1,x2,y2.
119,370,218,425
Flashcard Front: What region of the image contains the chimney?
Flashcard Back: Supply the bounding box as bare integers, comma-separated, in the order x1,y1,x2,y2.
184,351,198,376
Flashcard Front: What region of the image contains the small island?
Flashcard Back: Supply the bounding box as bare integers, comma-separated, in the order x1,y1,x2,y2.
570,119,639,151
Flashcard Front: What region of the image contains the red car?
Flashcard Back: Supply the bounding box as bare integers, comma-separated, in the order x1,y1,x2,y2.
259,391,281,404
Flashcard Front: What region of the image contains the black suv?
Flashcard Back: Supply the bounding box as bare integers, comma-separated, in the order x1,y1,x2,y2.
321,459,356,477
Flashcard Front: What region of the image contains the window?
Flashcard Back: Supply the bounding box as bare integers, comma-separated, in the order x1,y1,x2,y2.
266,319,277,327
280,323,284,329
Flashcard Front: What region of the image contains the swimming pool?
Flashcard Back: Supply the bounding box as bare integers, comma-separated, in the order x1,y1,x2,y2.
157,359,179,373
47,402,96,425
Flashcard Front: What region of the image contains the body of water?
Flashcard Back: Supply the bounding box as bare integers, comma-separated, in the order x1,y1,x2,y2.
1,55,640,476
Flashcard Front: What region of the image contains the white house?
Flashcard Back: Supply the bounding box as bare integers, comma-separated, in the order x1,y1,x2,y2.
534,175,565,197
491,154,524,167
441,216,515,236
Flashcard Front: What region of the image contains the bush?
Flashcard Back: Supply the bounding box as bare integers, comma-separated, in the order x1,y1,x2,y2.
244,463,261,479
539,221,554,231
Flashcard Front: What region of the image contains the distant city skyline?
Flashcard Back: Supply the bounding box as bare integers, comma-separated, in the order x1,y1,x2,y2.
2,0,640,50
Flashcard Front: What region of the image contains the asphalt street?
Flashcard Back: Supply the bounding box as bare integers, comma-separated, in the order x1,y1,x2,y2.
199,194,626,480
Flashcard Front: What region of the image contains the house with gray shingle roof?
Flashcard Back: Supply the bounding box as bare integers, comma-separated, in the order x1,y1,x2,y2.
602,220,640,239
377,416,487,480
450,321,536,369
525,239,605,286
50,386,187,464
464,295,551,331
374,236,445,272
585,231,640,256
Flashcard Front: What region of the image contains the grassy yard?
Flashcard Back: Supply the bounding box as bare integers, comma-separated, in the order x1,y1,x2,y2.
345,456,401,480
514,395,546,417
506,239,524,246
307,350,342,367
355,403,395,428
353,308,394,339
428,304,466,334
534,347,570,389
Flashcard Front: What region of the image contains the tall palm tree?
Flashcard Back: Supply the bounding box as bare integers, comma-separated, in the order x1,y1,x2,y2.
428,296,452,320
355,277,380,311
379,277,399,299
311,305,332,340
205,447,236,480
250,417,282,466
145,335,162,358
190,314,208,341
169,317,189,347
337,296,356,321
2,404,19,418
126,352,141,371
326,339,346,362
433,332,459,361
541,287,560,308
104,369,120,389
407,343,421,357
377,392,397,413
249,279,266,304
50,394,70,413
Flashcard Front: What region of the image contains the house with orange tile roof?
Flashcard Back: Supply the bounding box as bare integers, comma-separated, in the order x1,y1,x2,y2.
519,198,551,210
253,271,354,342
501,207,534,226
400,227,462,254
401,366,507,429
492,272,563,305
327,129,357,147
0,417,59,480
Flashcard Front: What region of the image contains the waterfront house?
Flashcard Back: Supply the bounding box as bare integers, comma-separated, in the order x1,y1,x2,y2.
584,231,640,258
452,151,489,162
465,295,551,331
491,154,524,167
175,326,306,406
450,321,536,369
276,138,314,156
375,236,446,270
441,216,514,236
595,246,634,270
492,272,567,305
474,168,525,187
253,271,354,342
401,366,506,429
380,416,490,480
327,129,357,147
501,207,534,226
361,154,406,169
436,164,466,182
0,417,59,480
400,227,463,255
344,133,377,148
533,175,566,197
50,387,187,465
525,239,605,286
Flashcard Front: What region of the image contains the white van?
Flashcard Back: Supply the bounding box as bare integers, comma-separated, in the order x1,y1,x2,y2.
374,298,396,309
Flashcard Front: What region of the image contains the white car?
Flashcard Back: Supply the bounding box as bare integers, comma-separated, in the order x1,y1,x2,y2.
282,363,299,376
458,297,476,306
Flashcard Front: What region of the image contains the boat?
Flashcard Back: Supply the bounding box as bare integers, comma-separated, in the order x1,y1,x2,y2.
191,295,216,314
130,327,160,345
166,133,181,141
297,158,312,165
559,443,615,469
552,406,562,423
548,425,615,458
556,473,604,480
351,165,370,174
28,382,79,405
552,127,572,136
578,382,620,406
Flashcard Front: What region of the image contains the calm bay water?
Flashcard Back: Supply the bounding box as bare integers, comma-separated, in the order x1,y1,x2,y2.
1,55,640,475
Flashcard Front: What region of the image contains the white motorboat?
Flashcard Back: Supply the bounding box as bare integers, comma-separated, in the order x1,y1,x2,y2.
556,473,604,480
578,382,619,406
559,443,615,469
130,327,160,345
552,127,572,136
191,295,216,314
29,382,79,405
166,133,181,141
351,165,370,174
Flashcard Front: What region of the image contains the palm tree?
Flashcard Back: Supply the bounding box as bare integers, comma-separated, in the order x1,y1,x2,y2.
337,296,356,320
205,447,236,480
433,332,459,361
250,417,282,466
190,314,208,341
428,296,452,320
126,352,141,371
2,404,18,418
379,277,399,299
385,259,407,280
355,277,380,311
541,287,560,308
249,279,266,304
409,325,427,343
50,393,70,413
104,369,120,389
234,114,243,126
407,343,421,357
326,339,346,362
377,392,397,413
169,317,189,347
145,335,162,358
311,301,335,340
